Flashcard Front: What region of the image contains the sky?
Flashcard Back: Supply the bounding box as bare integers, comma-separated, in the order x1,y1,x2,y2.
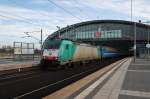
0,0,150,49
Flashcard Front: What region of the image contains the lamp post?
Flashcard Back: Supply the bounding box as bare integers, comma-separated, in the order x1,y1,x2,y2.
66,25,69,39
134,22,136,62
147,22,150,59
131,0,133,21
40,29,43,58
148,22,150,59
130,0,136,61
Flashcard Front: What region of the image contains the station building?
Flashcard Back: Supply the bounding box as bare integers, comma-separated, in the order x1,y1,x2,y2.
47,20,150,58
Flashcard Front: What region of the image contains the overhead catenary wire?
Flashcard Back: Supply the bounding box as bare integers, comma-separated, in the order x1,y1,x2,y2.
72,0,91,20
7,0,83,26
73,0,101,20
0,14,34,25
0,13,50,29
0,34,21,38
0,34,42,40
24,32,40,41
0,14,46,42
7,0,51,18
0,5,53,46
0,14,49,42
0,13,47,42
1,0,87,40
47,0,83,21
3,0,54,29
0,10,40,23
0,3,47,48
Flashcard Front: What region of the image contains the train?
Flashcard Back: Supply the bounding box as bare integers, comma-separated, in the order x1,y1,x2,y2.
101,46,120,58
40,39,120,68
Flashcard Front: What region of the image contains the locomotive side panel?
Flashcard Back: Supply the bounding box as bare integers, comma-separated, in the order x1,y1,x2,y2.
72,45,100,62
58,40,76,63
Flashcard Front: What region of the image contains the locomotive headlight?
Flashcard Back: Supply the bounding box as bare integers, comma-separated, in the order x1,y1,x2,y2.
49,52,52,55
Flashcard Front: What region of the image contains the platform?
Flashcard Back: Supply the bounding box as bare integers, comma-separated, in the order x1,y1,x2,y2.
0,58,40,71
44,58,150,99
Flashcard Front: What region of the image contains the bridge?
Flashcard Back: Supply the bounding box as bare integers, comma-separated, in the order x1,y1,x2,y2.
47,20,150,58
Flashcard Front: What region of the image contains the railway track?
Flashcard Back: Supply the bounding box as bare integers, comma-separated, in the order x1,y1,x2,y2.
0,70,43,84
0,58,121,99
0,66,39,76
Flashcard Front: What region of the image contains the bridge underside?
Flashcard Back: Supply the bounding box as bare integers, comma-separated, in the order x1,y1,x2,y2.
81,40,133,55
80,40,149,57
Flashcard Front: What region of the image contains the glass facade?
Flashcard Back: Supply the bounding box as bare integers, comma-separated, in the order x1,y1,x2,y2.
55,21,149,41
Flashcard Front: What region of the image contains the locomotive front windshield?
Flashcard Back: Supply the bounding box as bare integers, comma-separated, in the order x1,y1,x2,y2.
43,39,61,49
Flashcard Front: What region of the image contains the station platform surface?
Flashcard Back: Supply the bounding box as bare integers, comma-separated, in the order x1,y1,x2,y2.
0,58,40,71
44,58,150,99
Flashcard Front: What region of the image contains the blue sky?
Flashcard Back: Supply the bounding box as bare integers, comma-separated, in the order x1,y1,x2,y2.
0,0,150,48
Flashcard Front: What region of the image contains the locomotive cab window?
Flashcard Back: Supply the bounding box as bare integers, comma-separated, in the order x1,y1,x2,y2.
65,44,69,49
43,39,61,49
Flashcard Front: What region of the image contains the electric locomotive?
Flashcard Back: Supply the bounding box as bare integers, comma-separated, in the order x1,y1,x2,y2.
40,39,101,67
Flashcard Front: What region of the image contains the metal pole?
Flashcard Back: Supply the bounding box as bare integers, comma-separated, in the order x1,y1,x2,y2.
13,42,15,61
21,42,22,61
74,25,76,41
131,0,133,21
148,22,149,59
71,25,73,40
56,26,61,39
134,22,136,62
33,43,34,60
66,26,68,39
59,27,60,39
59,28,60,39
41,29,43,59
73,25,76,41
